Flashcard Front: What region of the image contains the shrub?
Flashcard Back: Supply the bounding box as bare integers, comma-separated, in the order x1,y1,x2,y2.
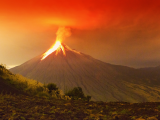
65,87,91,101
47,83,58,94
65,87,85,100
86,95,92,102
36,86,44,92
36,92,50,98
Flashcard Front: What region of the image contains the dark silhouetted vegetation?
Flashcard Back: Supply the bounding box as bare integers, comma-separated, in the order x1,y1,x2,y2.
46,83,58,93
65,87,91,101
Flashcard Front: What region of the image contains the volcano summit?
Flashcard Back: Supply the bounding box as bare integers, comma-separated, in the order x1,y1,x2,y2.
10,42,160,102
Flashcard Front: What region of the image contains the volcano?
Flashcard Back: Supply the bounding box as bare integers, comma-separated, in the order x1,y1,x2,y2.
10,42,160,102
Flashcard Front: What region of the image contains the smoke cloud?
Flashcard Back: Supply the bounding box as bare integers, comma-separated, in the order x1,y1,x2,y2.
56,27,71,42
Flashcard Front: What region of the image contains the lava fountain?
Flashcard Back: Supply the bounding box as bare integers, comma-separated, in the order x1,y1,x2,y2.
41,27,71,60
41,41,66,60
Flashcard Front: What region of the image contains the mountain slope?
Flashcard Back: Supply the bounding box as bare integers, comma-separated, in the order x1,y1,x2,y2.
0,65,26,95
0,77,26,95
10,44,160,102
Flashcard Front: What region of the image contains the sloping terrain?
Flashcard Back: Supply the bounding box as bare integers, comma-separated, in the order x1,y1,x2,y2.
10,44,160,102
0,64,42,97
0,65,25,95
0,77,25,95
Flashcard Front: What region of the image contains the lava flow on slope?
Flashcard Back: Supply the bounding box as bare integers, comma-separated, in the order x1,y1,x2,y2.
41,41,66,60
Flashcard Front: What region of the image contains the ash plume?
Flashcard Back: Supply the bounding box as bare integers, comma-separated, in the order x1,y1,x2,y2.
56,27,71,42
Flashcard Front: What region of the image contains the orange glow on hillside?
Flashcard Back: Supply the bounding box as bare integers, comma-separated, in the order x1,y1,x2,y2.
41,41,66,60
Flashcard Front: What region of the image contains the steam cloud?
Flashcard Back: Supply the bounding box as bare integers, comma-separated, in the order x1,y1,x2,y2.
56,27,71,42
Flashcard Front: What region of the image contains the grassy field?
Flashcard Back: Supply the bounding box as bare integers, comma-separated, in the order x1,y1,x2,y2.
0,94,160,120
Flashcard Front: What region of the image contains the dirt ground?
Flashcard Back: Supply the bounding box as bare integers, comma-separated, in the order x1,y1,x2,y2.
0,94,160,120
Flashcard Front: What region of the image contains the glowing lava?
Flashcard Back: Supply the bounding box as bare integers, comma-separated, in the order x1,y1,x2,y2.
41,41,66,60
41,27,71,60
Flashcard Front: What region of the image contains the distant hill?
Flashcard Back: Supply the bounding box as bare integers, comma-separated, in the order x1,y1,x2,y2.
10,43,160,102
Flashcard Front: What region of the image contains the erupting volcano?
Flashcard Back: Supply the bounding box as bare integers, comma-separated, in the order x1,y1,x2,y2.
10,27,160,102
41,41,66,60
41,26,71,60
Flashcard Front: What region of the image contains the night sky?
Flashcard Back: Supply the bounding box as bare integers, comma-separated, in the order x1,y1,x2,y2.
0,0,160,68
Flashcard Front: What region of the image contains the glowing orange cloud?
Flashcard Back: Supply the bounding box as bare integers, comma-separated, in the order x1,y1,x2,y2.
0,0,159,29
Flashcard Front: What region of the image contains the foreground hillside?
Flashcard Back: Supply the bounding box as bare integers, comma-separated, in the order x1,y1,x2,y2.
0,64,43,95
0,64,68,100
1,94,160,120
0,77,26,95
